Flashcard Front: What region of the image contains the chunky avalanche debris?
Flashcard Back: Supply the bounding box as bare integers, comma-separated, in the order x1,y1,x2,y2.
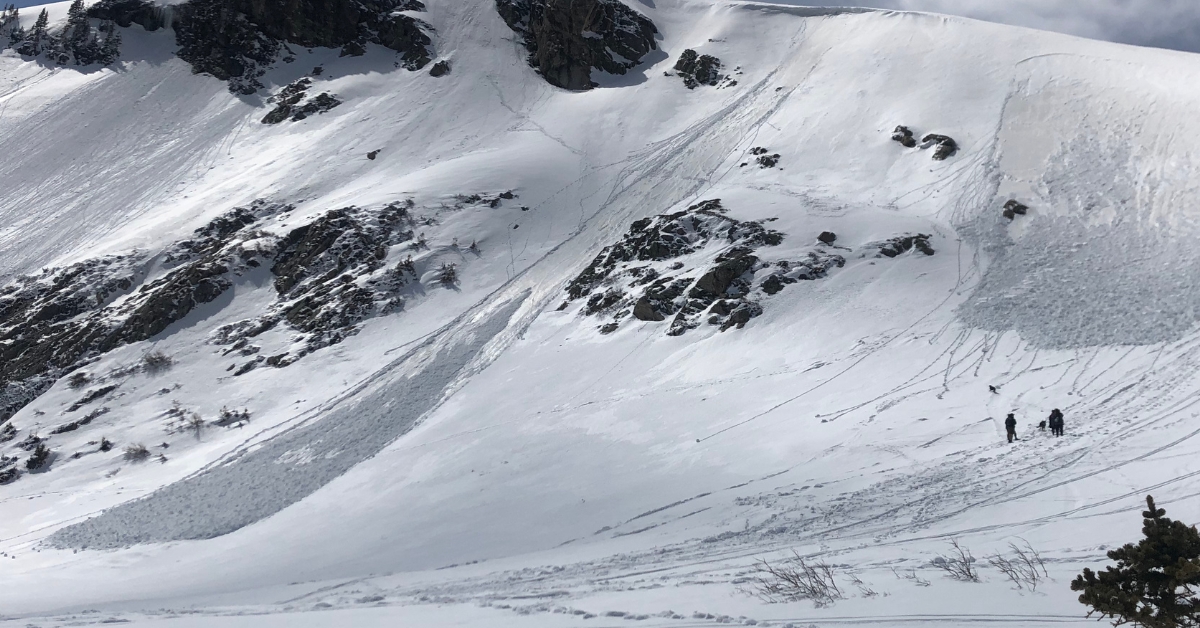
495,0,658,91
564,199,845,336
262,78,342,124
173,0,434,94
674,49,724,89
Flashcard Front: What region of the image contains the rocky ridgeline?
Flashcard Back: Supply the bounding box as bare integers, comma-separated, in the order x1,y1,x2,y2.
0,254,146,423
84,0,434,94
562,200,845,336
211,192,511,372
0,201,282,436
0,193,514,481
262,78,343,124
496,0,658,91
210,202,421,372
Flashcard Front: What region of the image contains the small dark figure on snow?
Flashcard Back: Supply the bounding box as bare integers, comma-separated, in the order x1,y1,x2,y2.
989,385,999,394
1038,420,1047,431
1005,413,1018,443
1048,408,1064,437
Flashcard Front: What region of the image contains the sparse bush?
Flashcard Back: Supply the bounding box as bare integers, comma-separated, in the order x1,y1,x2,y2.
988,540,1047,591
142,351,174,375
1072,496,1200,627
932,539,980,582
164,402,205,437
215,406,251,427
439,262,458,286
25,443,50,470
184,413,206,439
746,552,844,607
123,443,150,462
67,371,92,389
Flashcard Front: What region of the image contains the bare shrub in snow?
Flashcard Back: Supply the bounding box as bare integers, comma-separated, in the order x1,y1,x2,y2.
184,413,206,439
891,567,931,587
142,351,174,375
123,443,150,462
932,539,980,582
847,573,880,598
165,402,205,437
746,552,844,607
989,540,1048,591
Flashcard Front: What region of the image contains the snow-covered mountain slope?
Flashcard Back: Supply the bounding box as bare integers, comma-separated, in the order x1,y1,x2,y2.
3,1,1200,626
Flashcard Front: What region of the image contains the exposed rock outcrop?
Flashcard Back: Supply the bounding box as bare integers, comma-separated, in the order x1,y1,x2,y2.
174,0,434,94
1002,200,1028,220
749,147,780,169
877,234,935,257
495,0,658,91
0,202,283,424
261,78,342,124
564,199,847,336
921,134,958,160
86,0,169,30
674,49,722,89
891,125,916,148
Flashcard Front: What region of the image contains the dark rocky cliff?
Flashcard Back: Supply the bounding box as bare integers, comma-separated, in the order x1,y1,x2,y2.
90,0,434,94
496,0,658,90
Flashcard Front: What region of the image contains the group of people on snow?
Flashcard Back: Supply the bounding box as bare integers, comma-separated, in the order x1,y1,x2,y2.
1003,408,1065,443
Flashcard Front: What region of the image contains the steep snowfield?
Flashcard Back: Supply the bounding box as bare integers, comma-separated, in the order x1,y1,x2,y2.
4,1,1200,626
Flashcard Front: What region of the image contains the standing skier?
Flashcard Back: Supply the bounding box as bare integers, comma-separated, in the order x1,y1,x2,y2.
1048,409,1064,437
1005,413,1018,443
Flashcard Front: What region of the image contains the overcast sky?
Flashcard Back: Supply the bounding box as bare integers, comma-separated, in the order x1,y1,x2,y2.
783,0,1200,52
9,0,1200,54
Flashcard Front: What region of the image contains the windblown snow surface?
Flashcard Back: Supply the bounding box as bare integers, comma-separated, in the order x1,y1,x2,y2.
3,1,1200,626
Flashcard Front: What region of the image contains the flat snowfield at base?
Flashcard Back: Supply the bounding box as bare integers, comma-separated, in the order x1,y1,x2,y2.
2,0,1200,626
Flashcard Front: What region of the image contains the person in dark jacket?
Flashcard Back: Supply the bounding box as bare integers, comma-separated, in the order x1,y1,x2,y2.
1005,413,1017,443
1048,409,1064,437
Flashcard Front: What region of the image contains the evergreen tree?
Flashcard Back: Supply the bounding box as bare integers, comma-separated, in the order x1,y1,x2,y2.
65,0,90,62
24,443,49,470
1,5,20,49
1071,496,1200,627
14,8,48,56
99,20,120,66
0,4,17,31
